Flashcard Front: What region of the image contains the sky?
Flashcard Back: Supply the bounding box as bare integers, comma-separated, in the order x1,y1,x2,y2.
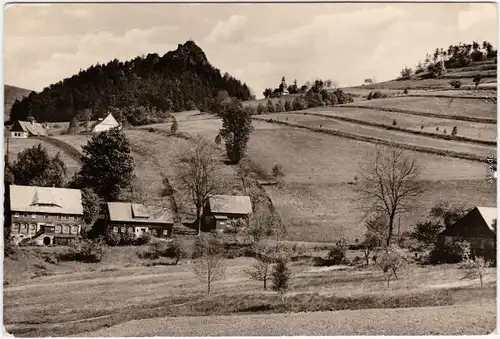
4,2,498,98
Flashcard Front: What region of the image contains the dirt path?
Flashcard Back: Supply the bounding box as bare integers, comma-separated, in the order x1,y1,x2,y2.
79,302,496,336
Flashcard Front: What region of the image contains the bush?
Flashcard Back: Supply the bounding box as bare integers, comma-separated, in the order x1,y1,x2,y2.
451,126,458,137
275,101,285,113
256,103,266,115
471,50,485,62
105,231,121,246
4,241,18,258
449,80,462,89
326,237,349,265
18,238,38,247
400,67,413,80
284,101,292,112
429,61,446,78
147,238,187,264
403,88,408,95
135,232,151,246
292,96,307,111
59,239,108,263
428,240,471,264
120,232,137,246
370,91,387,100
392,120,397,127
272,163,285,177
266,100,276,113
333,89,353,104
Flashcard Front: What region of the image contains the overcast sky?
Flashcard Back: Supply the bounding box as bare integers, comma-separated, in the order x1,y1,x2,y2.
4,2,498,96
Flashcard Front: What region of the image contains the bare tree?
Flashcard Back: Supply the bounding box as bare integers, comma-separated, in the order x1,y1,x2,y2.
356,148,424,246
193,236,226,295
378,245,408,287
129,174,155,204
235,157,252,194
245,243,274,290
173,135,224,235
459,256,490,287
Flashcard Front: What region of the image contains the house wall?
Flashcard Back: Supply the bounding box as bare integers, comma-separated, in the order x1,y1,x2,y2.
110,221,173,238
204,213,249,231
93,122,120,133
10,131,28,138
10,211,83,244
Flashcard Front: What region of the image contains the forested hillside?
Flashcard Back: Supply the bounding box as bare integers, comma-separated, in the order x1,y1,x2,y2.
4,85,33,122
9,41,252,124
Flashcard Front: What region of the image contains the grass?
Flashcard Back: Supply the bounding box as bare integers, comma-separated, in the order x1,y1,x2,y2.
300,107,496,143
244,125,495,242
4,248,496,337
346,96,496,120
256,114,495,162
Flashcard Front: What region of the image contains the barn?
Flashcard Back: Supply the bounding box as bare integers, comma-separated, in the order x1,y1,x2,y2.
10,120,47,138
203,195,252,231
92,113,121,133
439,206,497,258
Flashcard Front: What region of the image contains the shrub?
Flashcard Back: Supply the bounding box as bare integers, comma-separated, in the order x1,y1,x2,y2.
436,127,439,131
443,129,447,134
392,120,397,127
449,80,462,89
459,256,490,287
305,92,324,108
105,231,121,246
471,50,485,62
430,61,446,78
135,232,151,246
403,88,409,95
120,232,137,246
256,103,266,115
370,91,387,100
428,240,471,264
420,124,424,130
272,163,285,177
378,246,408,287
274,101,285,113
400,67,413,80
170,118,178,134
271,258,292,301
451,126,458,137
18,238,38,247
284,101,292,112
333,89,354,104
266,100,276,113
148,127,156,133
326,237,349,265
292,96,307,111
59,239,108,263
4,241,18,258
367,92,373,100
148,237,187,264
473,74,482,89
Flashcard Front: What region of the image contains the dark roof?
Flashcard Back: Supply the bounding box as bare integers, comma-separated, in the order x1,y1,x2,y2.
440,206,497,238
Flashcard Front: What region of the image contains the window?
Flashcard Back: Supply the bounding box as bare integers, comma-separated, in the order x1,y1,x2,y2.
23,213,28,218
55,225,62,233
63,225,69,234
29,224,36,232
44,215,48,219
13,213,19,218
20,224,28,234
128,227,134,234
57,215,62,220
11,223,19,234
31,214,37,219
163,229,169,236
121,227,126,234
71,226,79,234
113,227,119,233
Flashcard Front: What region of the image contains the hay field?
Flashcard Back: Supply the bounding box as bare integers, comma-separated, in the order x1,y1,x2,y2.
258,113,496,159
5,137,80,179
346,96,496,120
245,125,495,242
283,108,497,142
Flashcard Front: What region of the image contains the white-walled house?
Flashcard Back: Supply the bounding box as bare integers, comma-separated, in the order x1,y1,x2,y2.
10,120,47,138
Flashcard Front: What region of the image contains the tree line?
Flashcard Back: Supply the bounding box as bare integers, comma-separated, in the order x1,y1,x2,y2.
9,41,252,125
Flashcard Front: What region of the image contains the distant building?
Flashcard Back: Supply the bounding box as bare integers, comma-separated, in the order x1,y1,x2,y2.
92,113,121,133
10,120,47,138
107,202,174,238
203,195,252,231
438,206,497,256
9,185,83,245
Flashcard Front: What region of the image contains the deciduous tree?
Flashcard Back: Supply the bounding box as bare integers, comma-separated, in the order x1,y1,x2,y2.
193,236,226,295
219,100,254,164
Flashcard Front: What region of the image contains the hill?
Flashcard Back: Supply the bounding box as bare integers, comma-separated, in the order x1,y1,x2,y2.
4,85,33,122
9,41,252,125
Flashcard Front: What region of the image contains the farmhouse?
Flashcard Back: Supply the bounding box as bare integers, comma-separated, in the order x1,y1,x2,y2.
203,195,252,231
107,202,174,238
10,120,47,138
439,206,497,255
9,185,83,246
92,113,121,133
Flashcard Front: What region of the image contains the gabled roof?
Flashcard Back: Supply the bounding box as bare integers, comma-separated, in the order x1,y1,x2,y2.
10,185,82,215
208,195,252,215
107,202,173,224
92,113,120,131
476,206,497,232
11,121,47,136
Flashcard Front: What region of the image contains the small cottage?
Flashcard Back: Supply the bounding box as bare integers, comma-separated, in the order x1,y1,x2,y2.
9,185,83,245
439,206,497,257
107,202,174,238
203,195,252,231
10,120,47,138
92,113,121,133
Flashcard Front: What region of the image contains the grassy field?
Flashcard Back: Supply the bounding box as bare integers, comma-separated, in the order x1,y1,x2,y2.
80,303,496,336
346,96,496,120
3,247,496,336
300,107,496,142
257,113,496,160
244,125,495,242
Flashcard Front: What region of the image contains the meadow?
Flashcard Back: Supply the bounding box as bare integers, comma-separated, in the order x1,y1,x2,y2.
346,96,496,120
257,112,496,160
3,248,496,336
300,106,496,142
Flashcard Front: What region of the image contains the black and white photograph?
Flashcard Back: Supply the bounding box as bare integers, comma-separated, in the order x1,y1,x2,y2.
2,2,498,336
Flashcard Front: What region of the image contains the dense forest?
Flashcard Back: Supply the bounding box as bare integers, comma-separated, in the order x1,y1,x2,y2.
9,41,252,125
